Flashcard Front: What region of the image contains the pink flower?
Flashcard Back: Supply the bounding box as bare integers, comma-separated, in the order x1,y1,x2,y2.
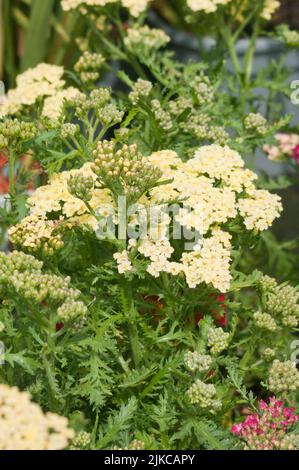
231,424,243,436
231,397,299,450
292,144,299,164
244,414,259,429
259,400,268,410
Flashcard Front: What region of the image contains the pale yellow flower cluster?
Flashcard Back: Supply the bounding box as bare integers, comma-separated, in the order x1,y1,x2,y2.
113,250,133,273
124,25,170,51
27,162,112,230
238,189,282,232
23,144,282,293
9,214,64,255
61,0,149,17
0,64,71,118
186,0,280,21
187,0,232,13
0,384,74,450
42,87,81,121
261,0,280,21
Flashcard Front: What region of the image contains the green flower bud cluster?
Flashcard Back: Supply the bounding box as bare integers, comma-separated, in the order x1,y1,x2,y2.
190,76,214,106
184,113,211,137
184,351,212,372
60,123,80,139
277,25,299,47
69,88,111,117
70,432,91,450
0,119,36,148
187,379,221,410
266,285,299,328
0,251,86,325
253,312,278,332
124,25,170,53
92,141,163,204
90,88,111,107
259,275,278,292
129,440,145,450
129,79,153,105
98,103,124,126
0,250,42,273
261,348,276,361
244,113,268,135
268,360,299,393
57,300,87,322
74,51,105,83
207,126,230,145
9,215,64,256
258,276,299,328
207,327,230,355
168,97,193,116
113,440,145,451
67,174,94,202
282,30,299,47
151,99,173,131
75,36,89,52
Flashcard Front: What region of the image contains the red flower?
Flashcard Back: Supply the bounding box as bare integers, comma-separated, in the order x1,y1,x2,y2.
194,293,228,327
0,175,9,194
55,322,64,332
0,152,8,170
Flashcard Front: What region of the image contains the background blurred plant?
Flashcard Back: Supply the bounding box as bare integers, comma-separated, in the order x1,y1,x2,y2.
0,0,80,88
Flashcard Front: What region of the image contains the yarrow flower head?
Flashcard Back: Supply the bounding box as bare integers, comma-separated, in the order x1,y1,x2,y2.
277,24,299,47
190,75,214,106
187,379,221,411
22,143,283,293
0,384,74,450
231,397,299,450
0,63,66,118
42,87,81,121
262,348,276,362
70,432,91,450
74,51,105,83
9,215,64,256
259,277,299,328
268,360,299,394
113,250,134,274
129,79,153,105
207,327,230,355
124,25,170,52
184,351,212,372
253,312,278,332
61,0,150,17
0,119,36,148
0,251,87,328
186,0,232,14
186,0,280,21
244,112,268,135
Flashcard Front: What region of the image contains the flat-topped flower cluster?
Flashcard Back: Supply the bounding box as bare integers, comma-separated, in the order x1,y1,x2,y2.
0,63,79,120
0,384,74,450
61,0,150,17
186,0,280,21
11,143,282,292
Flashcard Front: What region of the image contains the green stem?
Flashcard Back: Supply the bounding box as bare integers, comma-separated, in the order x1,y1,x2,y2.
220,23,242,87
128,321,141,369
8,151,16,208
121,284,141,369
244,19,260,87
